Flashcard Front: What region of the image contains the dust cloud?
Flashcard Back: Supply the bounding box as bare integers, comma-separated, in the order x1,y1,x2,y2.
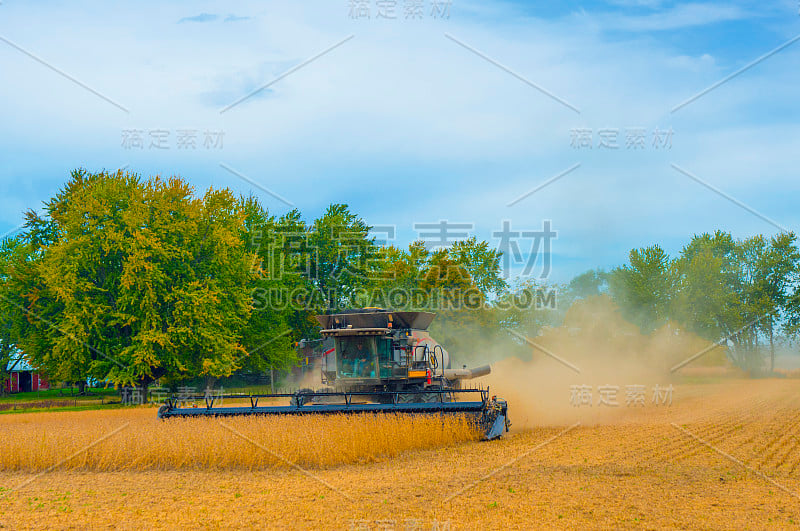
457,296,729,429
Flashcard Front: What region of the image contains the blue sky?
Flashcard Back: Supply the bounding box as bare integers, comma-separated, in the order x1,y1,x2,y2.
0,0,798,283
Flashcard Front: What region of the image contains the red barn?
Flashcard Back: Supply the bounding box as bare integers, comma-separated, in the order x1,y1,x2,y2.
4,355,49,393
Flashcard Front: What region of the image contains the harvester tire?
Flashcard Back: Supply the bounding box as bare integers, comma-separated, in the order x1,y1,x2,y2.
290,388,315,406
397,386,423,404
396,385,453,404
423,385,453,403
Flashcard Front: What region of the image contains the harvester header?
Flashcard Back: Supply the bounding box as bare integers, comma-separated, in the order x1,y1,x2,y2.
158,308,510,440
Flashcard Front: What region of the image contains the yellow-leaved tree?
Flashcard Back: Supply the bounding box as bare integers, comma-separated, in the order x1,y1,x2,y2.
12,169,254,397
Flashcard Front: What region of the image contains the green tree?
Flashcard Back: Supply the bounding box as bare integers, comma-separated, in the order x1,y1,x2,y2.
609,245,674,333
238,196,300,376
493,277,562,346
373,241,429,293
0,237,27,395
448,237,507,296
567,269,607,299
307,204,374,311
607,231,800,372
1,214,69,389
738,232,800,371
9,170,255,397
673,232,741,334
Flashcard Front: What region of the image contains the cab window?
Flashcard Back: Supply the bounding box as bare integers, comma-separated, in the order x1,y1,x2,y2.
337,337,376,377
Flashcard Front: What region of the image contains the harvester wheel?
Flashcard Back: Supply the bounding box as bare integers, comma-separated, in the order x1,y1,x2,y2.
397,386,423,403
396,385,453,403
422,386,453,403
290,388,315,406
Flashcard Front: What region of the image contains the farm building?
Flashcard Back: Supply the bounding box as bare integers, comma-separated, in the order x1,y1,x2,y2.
4,355,49,393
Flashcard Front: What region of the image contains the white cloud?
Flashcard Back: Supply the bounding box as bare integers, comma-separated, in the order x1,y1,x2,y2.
0,0,797,278
178,13,219,24
573,3,751,32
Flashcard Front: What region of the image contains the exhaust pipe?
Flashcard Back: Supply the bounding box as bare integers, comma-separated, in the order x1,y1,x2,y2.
443,364,491,380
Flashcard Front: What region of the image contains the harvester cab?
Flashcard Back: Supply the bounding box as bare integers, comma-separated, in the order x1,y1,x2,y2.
157,308,510,440
318,308,491,396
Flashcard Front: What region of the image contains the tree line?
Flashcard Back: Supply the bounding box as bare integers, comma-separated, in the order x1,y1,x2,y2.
607,231,800,371
1,170,798,395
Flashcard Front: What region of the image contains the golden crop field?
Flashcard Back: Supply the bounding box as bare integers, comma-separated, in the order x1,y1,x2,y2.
0,409,479,471
1,378,799,530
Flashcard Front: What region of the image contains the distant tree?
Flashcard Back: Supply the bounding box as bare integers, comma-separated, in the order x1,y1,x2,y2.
672,231,741,335
609,245,674,333
561,269,608,311
493,277,562,340
738,232,800,371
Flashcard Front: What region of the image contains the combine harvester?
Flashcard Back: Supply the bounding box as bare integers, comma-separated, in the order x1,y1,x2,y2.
158,309,510,440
